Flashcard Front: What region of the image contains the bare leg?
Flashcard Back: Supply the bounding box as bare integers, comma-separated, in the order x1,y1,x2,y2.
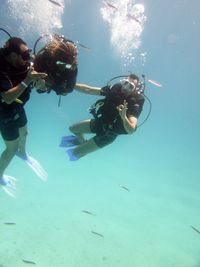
72,137,100,159
0,138,19,178
67,119,101,160
17,125,28,158
69,119,92,143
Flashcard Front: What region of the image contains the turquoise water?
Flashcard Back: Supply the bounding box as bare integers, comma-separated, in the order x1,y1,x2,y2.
1,0,200,266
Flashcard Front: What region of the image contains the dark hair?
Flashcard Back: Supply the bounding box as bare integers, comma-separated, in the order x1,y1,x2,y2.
129,73,140,81
3,37,27,55
34,35,77,72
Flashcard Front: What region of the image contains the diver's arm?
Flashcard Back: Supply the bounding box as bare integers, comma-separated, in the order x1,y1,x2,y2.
1,82,30,104
117,100,137,134
75,83,101,95
121,115,137,134
1,71,47,104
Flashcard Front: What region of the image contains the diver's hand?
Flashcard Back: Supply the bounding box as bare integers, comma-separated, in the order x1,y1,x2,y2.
24,69,47,85
34,79,47,91
117,100,128,120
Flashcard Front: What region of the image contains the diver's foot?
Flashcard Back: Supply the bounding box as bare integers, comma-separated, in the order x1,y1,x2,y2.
66,148,80,161
59,135,81,148
0,175,17,197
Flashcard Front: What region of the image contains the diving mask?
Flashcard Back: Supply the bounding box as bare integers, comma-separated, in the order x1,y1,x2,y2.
56,61,73,70
120,79,136,92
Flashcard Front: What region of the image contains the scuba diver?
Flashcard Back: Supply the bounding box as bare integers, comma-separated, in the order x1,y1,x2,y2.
59,73,146,161
33,34,78,97
0,32,48,196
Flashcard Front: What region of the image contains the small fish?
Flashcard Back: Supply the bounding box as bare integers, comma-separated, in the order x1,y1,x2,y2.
119,185,130,192
148,79,162,88
77,42,91,51
81,210,95,216
91,231,104,238
22,259,36,265
191,225,200,235
126,14,141,24
48,0,63,8
4,222,16,225
103,1,118,11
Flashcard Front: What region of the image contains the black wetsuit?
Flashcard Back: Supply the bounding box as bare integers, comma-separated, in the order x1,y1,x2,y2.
0,49,31,140
90,83,145,147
